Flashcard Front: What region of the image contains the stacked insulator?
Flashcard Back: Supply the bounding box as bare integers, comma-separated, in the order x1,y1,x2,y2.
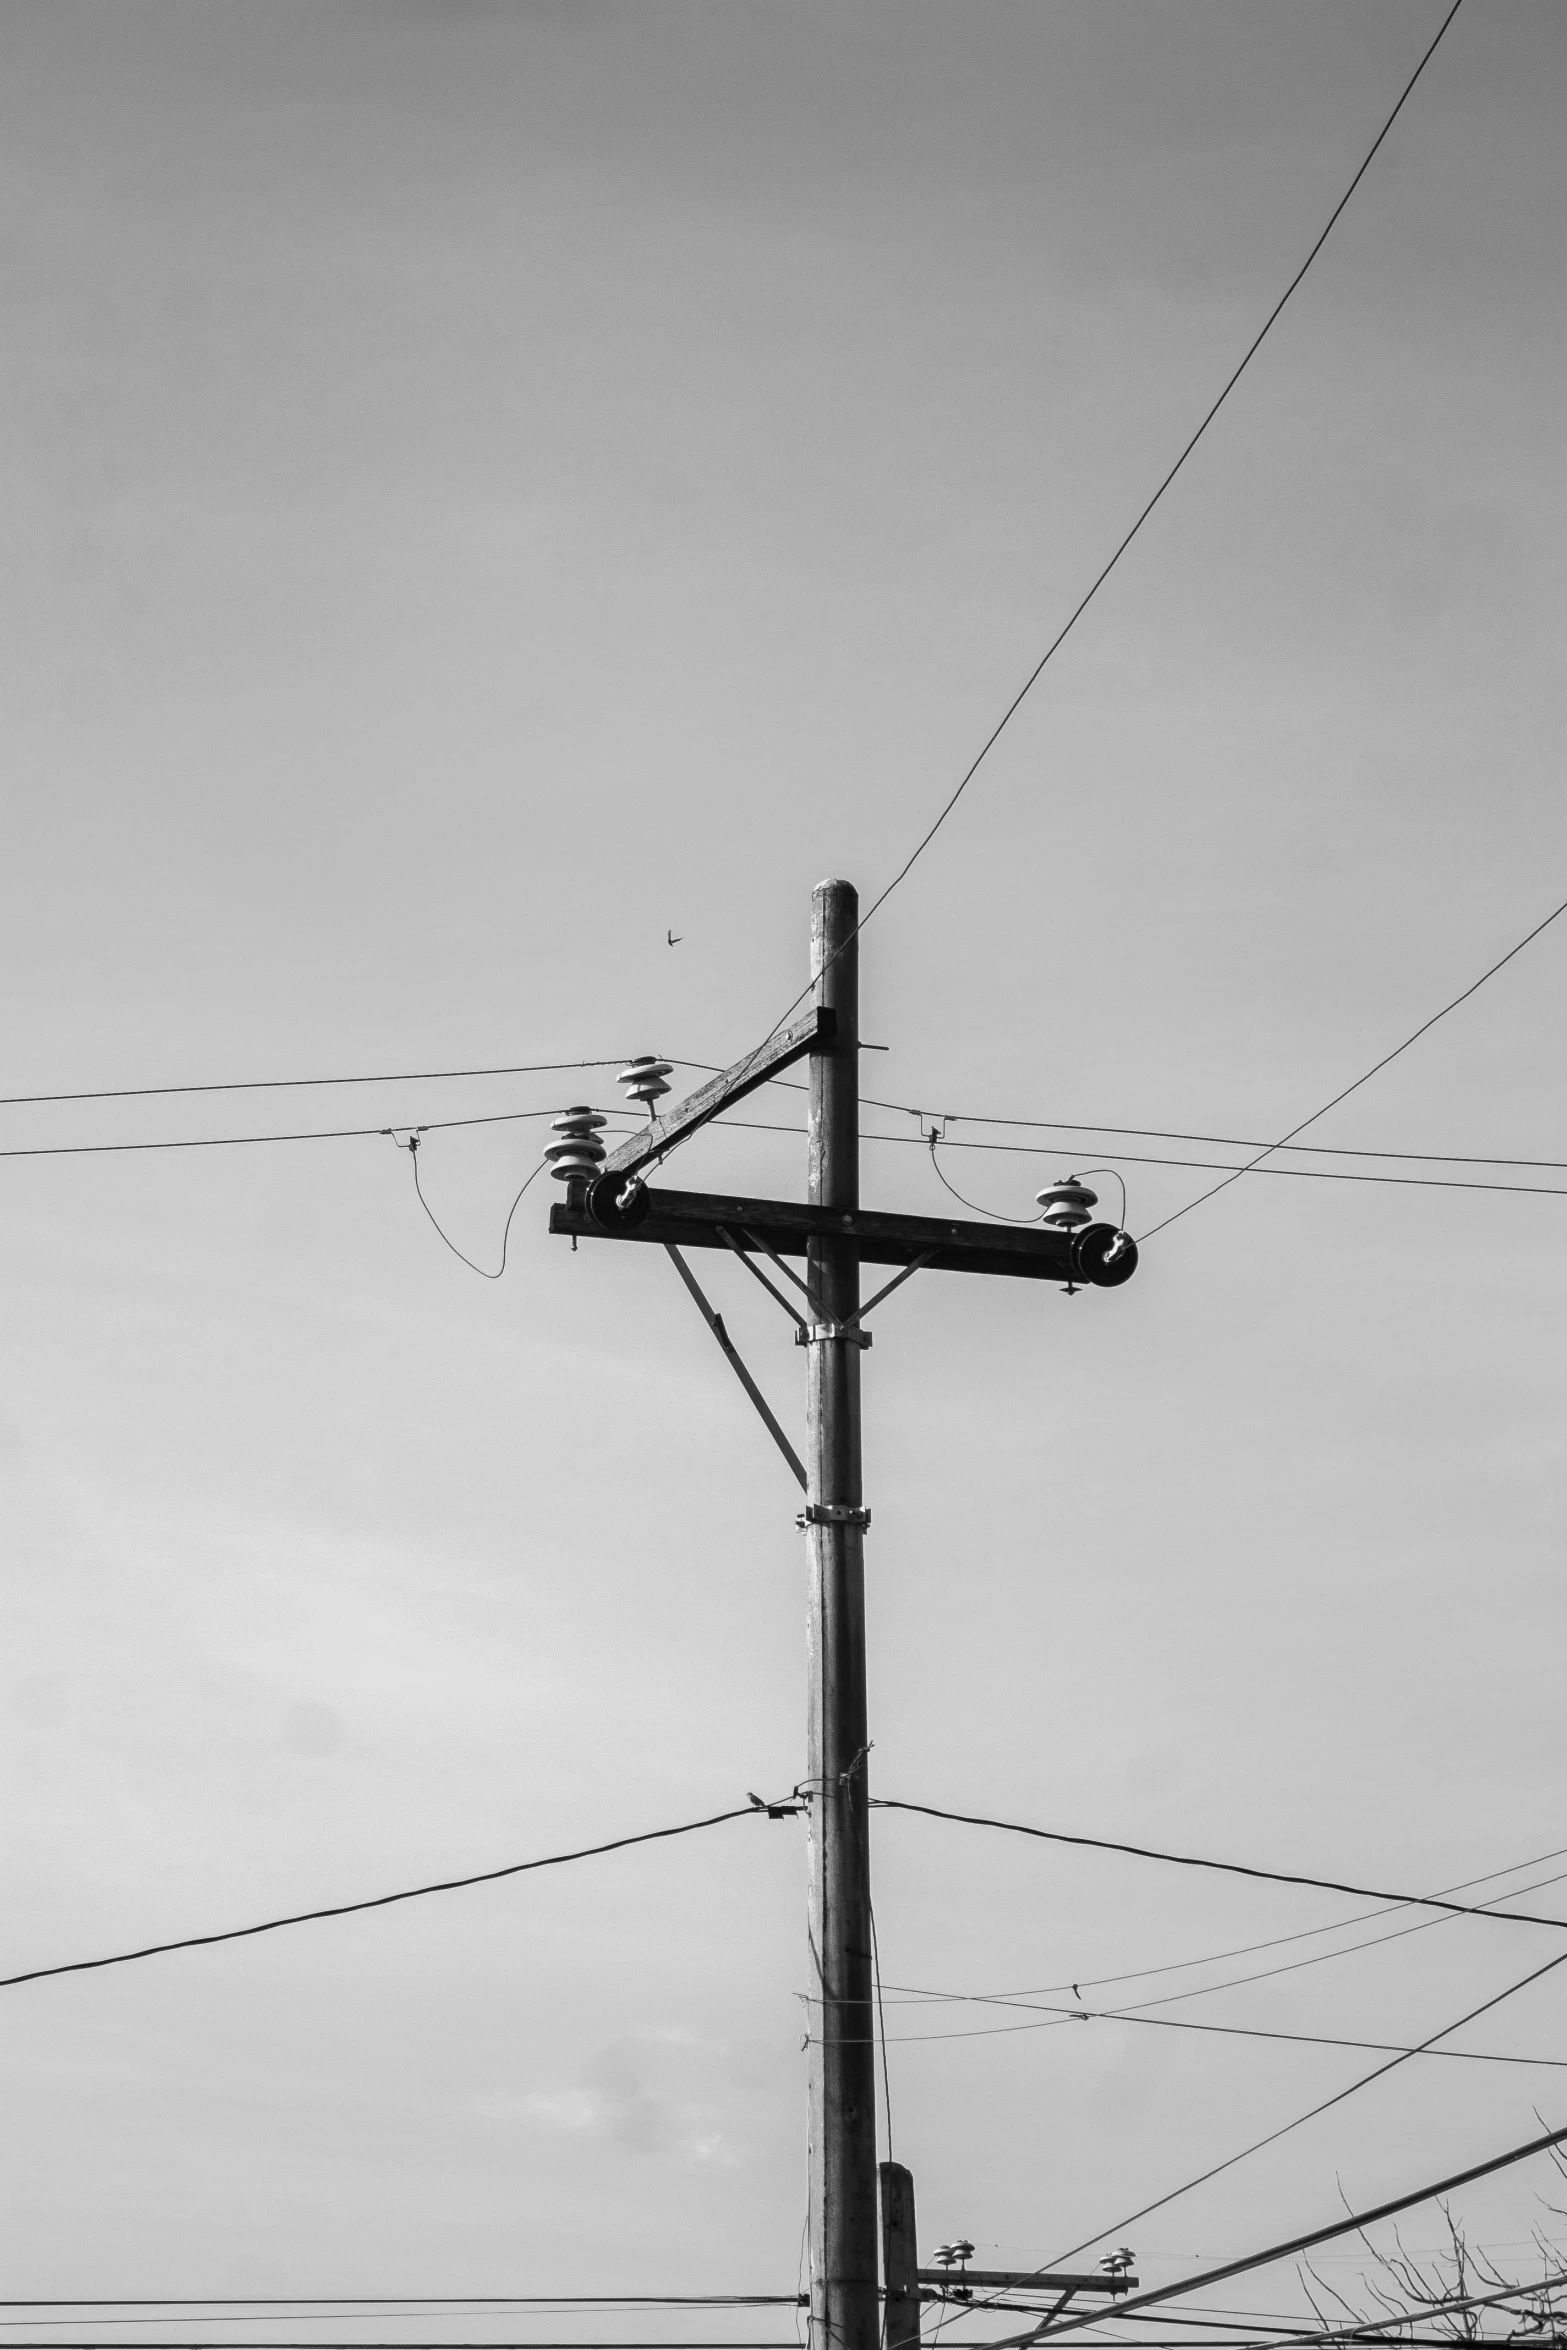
1036,1176,1098,1231
618,1054,673,1116
545,1105,608,1184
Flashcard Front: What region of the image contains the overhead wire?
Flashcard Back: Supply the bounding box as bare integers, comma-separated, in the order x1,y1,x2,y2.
0,1804,766,1991
0,2306,805,2318
724,0,1469,1074
1021,1946,1567,2292
396,1141,546,1280
0,1105,571,1162
714,1121,1567,1203
988,2128,1567,2347
880,1836,1567,2003
0,1061,630,1110
870,2001,1567,2070
868,1801,1567,1931
1138,885,1567,1241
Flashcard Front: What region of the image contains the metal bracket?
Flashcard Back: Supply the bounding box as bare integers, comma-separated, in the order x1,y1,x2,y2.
795,1323,872,1349
796,1502,871,1530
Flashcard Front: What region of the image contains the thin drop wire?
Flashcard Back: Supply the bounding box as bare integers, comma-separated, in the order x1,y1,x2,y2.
1070,1169,1129,1231
925,1131,1040,1224
397,1138,548,1279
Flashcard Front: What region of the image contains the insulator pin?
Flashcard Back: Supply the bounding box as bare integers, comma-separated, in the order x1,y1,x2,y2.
618,1054,674,1114
546,1105,608,1182
1036,1176,1098,1231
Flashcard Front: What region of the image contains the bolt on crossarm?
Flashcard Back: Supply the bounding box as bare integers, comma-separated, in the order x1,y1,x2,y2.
805,878,879,2350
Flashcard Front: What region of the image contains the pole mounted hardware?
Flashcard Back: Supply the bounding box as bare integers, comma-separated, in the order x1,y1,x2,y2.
915,2269,1138,2297
591,1007,835,1199
619,1055,674,1117
548,883,1138,2350
553,1184,1138,1288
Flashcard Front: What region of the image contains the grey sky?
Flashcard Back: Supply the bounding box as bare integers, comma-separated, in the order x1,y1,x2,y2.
4,0,1565,2327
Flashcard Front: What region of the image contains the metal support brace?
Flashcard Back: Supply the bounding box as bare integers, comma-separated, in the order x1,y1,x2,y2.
664,1244,807,1491
843,1249,937,1329
717,1226,809,1331
741,1223,820,1318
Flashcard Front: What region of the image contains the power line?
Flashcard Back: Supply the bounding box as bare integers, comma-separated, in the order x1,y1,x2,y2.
875,1999,1567,2070
869,1800,1567,1930
0,1805,763,1991
878,1842,1567,2007
720,1121,1567,1202
742,0,1467,1054
0,1105,572,1162
1026,1944,1567,2293
0,1061,629,1111
399,1143,546,1279
1140,886,1567,1240
997,2128,1567,2347
864,1107,1567,1175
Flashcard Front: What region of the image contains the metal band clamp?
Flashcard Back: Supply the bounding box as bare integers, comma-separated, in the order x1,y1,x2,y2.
795,1323,872,1349
797,1503,871,1531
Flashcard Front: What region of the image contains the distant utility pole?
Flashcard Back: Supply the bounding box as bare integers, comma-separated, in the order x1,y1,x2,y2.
547,881,1137,2350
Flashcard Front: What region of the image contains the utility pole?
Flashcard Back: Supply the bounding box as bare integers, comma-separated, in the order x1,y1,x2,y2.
546,879,1138,2350
804,881,877,2350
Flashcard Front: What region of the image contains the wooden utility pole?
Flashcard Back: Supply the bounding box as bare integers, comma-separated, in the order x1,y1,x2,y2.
804,880,878,2350
880,2162,922,2350
547,879,1139,2350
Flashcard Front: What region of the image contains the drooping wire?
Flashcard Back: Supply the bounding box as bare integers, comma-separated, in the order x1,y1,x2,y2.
391,1134,547,1280
926,1127,1041,1223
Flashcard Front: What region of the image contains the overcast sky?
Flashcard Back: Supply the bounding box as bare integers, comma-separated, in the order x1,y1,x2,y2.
4,0,1566,2332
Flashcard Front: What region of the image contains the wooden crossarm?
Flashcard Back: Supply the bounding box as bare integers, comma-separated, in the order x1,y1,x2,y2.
549,1185,1138,1288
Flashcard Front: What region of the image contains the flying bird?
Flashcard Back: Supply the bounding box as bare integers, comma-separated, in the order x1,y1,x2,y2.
667,929,683,946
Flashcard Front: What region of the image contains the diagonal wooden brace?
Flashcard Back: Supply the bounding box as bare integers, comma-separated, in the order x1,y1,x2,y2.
597,1007,835,1188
